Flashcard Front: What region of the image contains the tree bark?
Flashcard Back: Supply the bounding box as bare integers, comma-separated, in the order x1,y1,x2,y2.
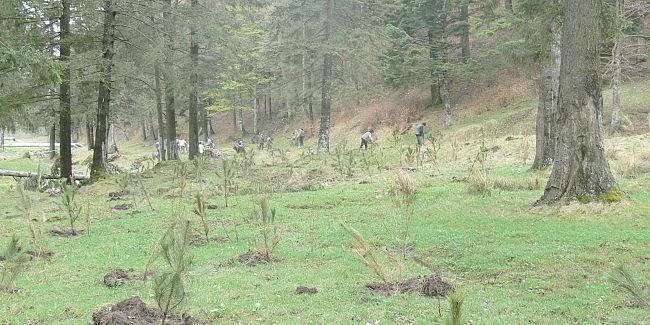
460,3,470,63
253,90,258,135
59,0,73,182
188,0,199,160
49,122,56,158
532,20,561,170
611,0,623,130
539,0,616,203
163,0,178,160
440,72,452,128
318,0,333,152
86,121,94,150
91,0,116,180
428,29,441,106
154,61,166,160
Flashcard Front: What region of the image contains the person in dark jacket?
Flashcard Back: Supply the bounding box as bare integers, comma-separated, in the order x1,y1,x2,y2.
416,122,426,146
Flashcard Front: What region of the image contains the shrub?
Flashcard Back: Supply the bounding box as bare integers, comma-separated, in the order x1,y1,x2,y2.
601,190,624,203
467,143,491,196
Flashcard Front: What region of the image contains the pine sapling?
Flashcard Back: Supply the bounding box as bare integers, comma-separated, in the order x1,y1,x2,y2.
193,193,209,243
258,198,279,261
59,183,83,235
215,159,236,207
149,219,193,325
0,235,29,292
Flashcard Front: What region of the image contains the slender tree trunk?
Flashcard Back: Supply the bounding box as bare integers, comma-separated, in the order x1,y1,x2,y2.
49,122,56,158
59,0,73,182
611,0,624,130
163,0,178,160
253,90,258,135
505,0,513,12
201,105,209,141
532,20,561,170
0,128,4,152
440,73,452,128
308,67,314,123
91,0,116,180
233,106,238,132
318,0,333,152
86,121,93,150
302,18,308,117
142,122,147,141
268,95,272,120
539,0,616,203
460,3,470,63
188,0,199,160
154,62,166,160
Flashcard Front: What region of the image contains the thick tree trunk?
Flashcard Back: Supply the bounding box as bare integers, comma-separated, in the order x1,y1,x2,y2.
460,4,470,63
440,73,452,128
91,0,116,180
59,0,73,182
188,0,199,160
611,0,624,130
532,21,561,170
428,30,441,106
163,0,178,160
539,0,616,203
318,0,333,152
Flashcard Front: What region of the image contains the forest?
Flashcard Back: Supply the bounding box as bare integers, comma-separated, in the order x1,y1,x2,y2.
1,0,650,324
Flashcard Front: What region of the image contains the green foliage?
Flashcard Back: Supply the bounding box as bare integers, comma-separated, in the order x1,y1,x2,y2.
601,190,624,203
193,193,209,243
0,235,29,291
445,290,466,325
255,198,280,260
150,219,193,324
216,159,237,207
59,183,82,235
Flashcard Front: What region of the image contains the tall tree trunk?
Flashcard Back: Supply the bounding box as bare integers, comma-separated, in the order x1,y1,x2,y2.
532,20,561,170
428,29,441,106
318,0,333,152
163,0,178,160
49,122,56,158
91,0,116,180
0,128,4,152
253,90,258,135
460,3,470,63
611,0,624,130
201,105,209,141
301,18,308,117
188,0,199,160
539,0,616,203
440,72,452,128
59,0,73,182
268,95,272,120
308,67,314,123
233,105,238,132
86,121,94,150
154,62,166,160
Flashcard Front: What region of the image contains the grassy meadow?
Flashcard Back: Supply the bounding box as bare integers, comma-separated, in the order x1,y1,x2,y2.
0,81,649,324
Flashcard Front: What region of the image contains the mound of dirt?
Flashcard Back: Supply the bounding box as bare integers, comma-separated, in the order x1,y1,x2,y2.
366,274,453,297
103,268,151,288
92,297,195,325
295,286,318,295
206,204,219,210
26,249,54,260
237,250,283,266
108,192,124,201
50,227,83,237
112,203,133,211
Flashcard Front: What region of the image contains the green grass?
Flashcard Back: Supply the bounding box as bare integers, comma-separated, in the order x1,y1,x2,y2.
0,80,649,324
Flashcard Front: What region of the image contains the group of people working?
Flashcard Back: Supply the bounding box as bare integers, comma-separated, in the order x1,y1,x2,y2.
154,122,427,160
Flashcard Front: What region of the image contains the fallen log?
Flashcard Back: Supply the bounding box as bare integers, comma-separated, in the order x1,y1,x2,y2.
0,169,90,180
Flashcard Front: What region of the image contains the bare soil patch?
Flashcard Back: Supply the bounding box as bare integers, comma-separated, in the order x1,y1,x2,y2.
92,297,196,325
237,250,283,266
108,192,125,201
295,286,318,295
50,227,84,237
366,274,453,297
103,268,149,288
26,249,54,261
189,234,229,247
112,203,133,211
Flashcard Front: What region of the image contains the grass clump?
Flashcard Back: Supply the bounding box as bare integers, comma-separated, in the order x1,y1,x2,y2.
610,265,649,308
341,223,403,285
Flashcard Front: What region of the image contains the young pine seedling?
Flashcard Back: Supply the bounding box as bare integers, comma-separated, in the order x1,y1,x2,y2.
59,183,83,235
0,235,29,292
